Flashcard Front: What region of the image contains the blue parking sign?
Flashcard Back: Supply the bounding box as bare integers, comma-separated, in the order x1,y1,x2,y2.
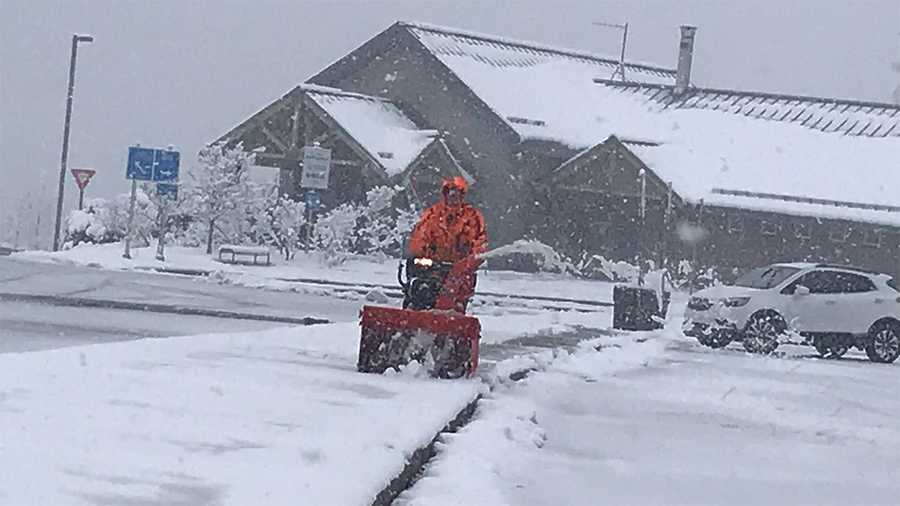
154,150,180,182
304,189,321,210
157,182,178,200
127,147,155,180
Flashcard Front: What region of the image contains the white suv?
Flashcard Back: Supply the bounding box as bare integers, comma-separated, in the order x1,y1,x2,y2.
683,263,900,363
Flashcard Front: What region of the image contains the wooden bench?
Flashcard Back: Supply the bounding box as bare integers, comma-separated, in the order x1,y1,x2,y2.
217,244,271,266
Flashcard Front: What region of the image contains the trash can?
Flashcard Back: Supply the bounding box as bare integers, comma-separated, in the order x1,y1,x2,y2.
613,285,668,331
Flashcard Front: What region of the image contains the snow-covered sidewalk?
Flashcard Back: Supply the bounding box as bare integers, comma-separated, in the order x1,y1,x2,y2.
401,329,900,506
0,323,484,505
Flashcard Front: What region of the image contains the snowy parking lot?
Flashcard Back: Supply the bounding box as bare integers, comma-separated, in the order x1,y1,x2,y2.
2,253,898,505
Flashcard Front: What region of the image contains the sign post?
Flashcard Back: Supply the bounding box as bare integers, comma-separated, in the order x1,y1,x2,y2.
152,150,180,262
123,145,179,260
301,145,331,250
70,168,96,210
155,184,178,261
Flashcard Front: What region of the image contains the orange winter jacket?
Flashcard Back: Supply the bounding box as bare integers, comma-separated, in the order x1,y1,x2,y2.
408,202,487,263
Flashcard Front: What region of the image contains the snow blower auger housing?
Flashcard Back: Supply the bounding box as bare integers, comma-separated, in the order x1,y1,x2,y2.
358,256,481,378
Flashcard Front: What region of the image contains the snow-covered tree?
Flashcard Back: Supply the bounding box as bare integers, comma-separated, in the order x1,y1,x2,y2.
187,142,256,254
253,188,306,260
141,182,190,260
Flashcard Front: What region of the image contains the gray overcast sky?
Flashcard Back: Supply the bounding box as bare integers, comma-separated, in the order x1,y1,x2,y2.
1,0,898,228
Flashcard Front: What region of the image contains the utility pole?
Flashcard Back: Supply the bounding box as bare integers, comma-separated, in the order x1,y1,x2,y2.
53,33,93,251
593,21,629,81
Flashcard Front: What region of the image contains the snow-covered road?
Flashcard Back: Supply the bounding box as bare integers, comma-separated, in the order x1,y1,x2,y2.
404,332,900,506
0,257,361,352
0,257,362,322
0,300,285,353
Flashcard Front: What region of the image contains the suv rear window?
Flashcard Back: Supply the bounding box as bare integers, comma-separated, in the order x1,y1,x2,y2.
733,266,801,289
888,278,898,292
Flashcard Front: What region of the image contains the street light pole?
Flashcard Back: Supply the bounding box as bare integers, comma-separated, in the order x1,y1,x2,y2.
52,33,93,251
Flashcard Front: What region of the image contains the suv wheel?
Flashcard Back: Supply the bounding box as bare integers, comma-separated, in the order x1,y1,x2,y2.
813,336,849,359
742,311,785,354
865,321,900,364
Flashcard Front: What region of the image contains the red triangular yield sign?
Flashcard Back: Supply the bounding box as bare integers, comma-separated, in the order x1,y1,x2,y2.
70,168,96,190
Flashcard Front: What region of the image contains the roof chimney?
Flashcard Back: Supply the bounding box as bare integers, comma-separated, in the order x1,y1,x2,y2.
675,25,697,94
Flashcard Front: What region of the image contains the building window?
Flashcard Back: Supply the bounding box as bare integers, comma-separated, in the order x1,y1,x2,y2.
760,220,779,236
726,216,744,235
862,229,883,248
794,222,812,240
829,225,851,243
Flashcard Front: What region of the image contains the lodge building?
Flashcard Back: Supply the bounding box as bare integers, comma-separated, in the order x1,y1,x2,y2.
220,21,900,277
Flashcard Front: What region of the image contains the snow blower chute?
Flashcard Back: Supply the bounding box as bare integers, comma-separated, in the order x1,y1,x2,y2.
358,255,482,378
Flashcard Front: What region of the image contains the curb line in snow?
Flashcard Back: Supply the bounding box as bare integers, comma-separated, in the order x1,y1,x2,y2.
126,265,610,310
276,276,615,309
371,363,550,505
135,266,213,277
0,292,330,326
371,395,483,506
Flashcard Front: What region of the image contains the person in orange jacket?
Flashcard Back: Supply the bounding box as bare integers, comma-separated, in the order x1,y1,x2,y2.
408,176,487,310
409,176,487,262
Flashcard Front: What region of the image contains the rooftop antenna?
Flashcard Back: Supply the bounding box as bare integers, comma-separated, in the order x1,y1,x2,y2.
593,21,629,81
892,30,900,105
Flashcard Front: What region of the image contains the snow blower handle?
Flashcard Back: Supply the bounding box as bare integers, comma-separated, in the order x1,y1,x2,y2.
398,257,436,290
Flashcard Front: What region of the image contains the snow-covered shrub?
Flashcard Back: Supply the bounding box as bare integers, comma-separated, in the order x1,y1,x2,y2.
482,240,577,274
579,255,640,282
312,185,417,263
314,203,363,265
63,209,108,248
62,191,158,248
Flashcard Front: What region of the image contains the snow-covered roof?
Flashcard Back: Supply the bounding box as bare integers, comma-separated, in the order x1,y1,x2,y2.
601,81,900,138
304,86,437,177
608,93,900,226
401,21,677,146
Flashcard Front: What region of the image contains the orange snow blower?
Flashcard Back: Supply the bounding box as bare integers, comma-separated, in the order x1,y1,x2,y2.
358,255,482,378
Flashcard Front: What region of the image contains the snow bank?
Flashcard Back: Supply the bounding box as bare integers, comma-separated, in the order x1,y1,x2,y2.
481,239,576,274
0,324,484,505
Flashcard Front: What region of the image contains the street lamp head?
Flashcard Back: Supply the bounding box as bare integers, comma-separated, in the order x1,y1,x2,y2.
75,34,94,43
